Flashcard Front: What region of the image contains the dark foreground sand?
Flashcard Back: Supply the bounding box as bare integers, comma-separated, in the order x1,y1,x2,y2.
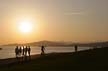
0,47,107,71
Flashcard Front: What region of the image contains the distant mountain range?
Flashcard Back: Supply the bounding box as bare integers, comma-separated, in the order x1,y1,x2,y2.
2,40,108,47
2,41,69,46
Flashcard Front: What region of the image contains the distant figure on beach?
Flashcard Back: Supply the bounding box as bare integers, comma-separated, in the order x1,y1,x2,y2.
28,46,31,56
15,46,19,59
25,46,28,56
41,45,45,55
19,46,22,56
74,45,78,52
22,46,25,55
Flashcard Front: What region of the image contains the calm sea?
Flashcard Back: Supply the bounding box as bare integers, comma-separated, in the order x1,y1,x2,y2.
0,46,91,59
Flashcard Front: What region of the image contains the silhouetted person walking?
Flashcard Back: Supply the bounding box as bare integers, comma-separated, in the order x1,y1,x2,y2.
41,45,45,55
75,45,78,52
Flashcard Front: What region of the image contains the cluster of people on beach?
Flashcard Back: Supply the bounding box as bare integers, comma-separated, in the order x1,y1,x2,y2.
15,45,46,61
15,45,78,59
15,46,31,61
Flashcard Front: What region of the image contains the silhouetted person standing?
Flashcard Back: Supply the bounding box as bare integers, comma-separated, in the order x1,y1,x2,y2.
19,46,22,56
41,45,45,55
75,45,78,52
23,46,28,61
15,46,19,59
25,46,28,56
27,46,31,60
28,46,31,56
22,46,25,56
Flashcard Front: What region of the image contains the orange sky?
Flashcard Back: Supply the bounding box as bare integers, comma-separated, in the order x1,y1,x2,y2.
0,0,108,44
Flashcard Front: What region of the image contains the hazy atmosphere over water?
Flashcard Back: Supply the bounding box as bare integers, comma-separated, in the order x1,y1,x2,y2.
0,0,108,44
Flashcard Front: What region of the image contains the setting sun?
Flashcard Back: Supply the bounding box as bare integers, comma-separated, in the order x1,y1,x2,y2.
18,20,33,33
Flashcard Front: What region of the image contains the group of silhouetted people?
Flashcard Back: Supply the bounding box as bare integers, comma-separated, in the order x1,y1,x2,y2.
15,46,31,61
14,44,79,63
15,45,46,61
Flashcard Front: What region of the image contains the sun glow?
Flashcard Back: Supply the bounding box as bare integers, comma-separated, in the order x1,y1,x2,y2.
18,20,33,33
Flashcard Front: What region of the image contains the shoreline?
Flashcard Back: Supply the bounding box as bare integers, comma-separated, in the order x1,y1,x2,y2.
0,47,107,71
0,52,69,65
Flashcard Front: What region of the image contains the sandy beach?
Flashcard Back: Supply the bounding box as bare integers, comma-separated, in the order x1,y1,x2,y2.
0,47,107,71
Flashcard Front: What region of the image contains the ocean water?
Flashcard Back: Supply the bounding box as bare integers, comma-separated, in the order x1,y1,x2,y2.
0,46,91,59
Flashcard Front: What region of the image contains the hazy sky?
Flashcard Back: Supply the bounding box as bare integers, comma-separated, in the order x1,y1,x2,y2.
0,0,108,44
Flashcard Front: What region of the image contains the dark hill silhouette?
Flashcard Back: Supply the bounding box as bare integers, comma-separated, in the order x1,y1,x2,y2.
2,41,108,47
77,41,108,47
25,40,69,46
2,40,69,47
